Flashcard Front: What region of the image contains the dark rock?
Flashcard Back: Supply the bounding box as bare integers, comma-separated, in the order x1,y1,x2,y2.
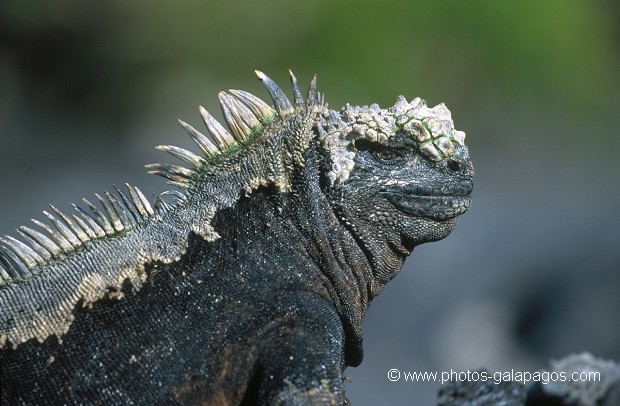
525,353,620,406
437,369,526,406
438,353,620,406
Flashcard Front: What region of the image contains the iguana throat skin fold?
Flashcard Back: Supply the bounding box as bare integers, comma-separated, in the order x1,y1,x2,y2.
0,71,473,405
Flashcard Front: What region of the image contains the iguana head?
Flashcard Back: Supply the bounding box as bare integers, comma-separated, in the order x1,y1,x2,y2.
317,94,474,268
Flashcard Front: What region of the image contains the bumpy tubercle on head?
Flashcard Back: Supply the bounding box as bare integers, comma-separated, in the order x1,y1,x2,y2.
318,96,466,184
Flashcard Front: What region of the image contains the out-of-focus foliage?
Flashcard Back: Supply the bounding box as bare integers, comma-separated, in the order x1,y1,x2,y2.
1,0,617,124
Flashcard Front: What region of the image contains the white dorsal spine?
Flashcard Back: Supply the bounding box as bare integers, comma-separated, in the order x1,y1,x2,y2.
0,70,324,349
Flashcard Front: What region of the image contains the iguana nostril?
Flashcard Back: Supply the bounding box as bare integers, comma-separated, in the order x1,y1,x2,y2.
447,159,460,171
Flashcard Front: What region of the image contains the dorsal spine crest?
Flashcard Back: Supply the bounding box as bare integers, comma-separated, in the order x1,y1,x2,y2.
0,71,324,349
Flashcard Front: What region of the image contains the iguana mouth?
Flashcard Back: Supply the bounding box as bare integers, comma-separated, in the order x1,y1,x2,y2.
381,189,472,221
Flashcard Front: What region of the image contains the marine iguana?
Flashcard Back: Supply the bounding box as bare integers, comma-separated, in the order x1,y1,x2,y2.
0,71,473,405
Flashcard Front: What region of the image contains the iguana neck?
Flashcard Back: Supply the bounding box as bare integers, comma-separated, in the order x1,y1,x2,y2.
331,201,410,298
278,144,406,365
324,181,410,301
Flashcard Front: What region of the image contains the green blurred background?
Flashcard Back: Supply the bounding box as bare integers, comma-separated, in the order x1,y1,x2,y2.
1,1,619,404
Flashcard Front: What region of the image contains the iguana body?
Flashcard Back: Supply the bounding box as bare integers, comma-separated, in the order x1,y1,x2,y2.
0,71,473,404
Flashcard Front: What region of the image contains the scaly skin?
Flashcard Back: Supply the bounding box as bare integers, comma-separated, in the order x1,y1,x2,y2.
0,71,473,404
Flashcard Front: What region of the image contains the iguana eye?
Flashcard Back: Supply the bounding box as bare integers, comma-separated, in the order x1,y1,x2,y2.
377,151,397,161
354,139,401,162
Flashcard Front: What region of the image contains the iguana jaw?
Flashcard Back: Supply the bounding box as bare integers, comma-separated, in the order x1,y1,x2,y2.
379,172,473,221
381,192,471,221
